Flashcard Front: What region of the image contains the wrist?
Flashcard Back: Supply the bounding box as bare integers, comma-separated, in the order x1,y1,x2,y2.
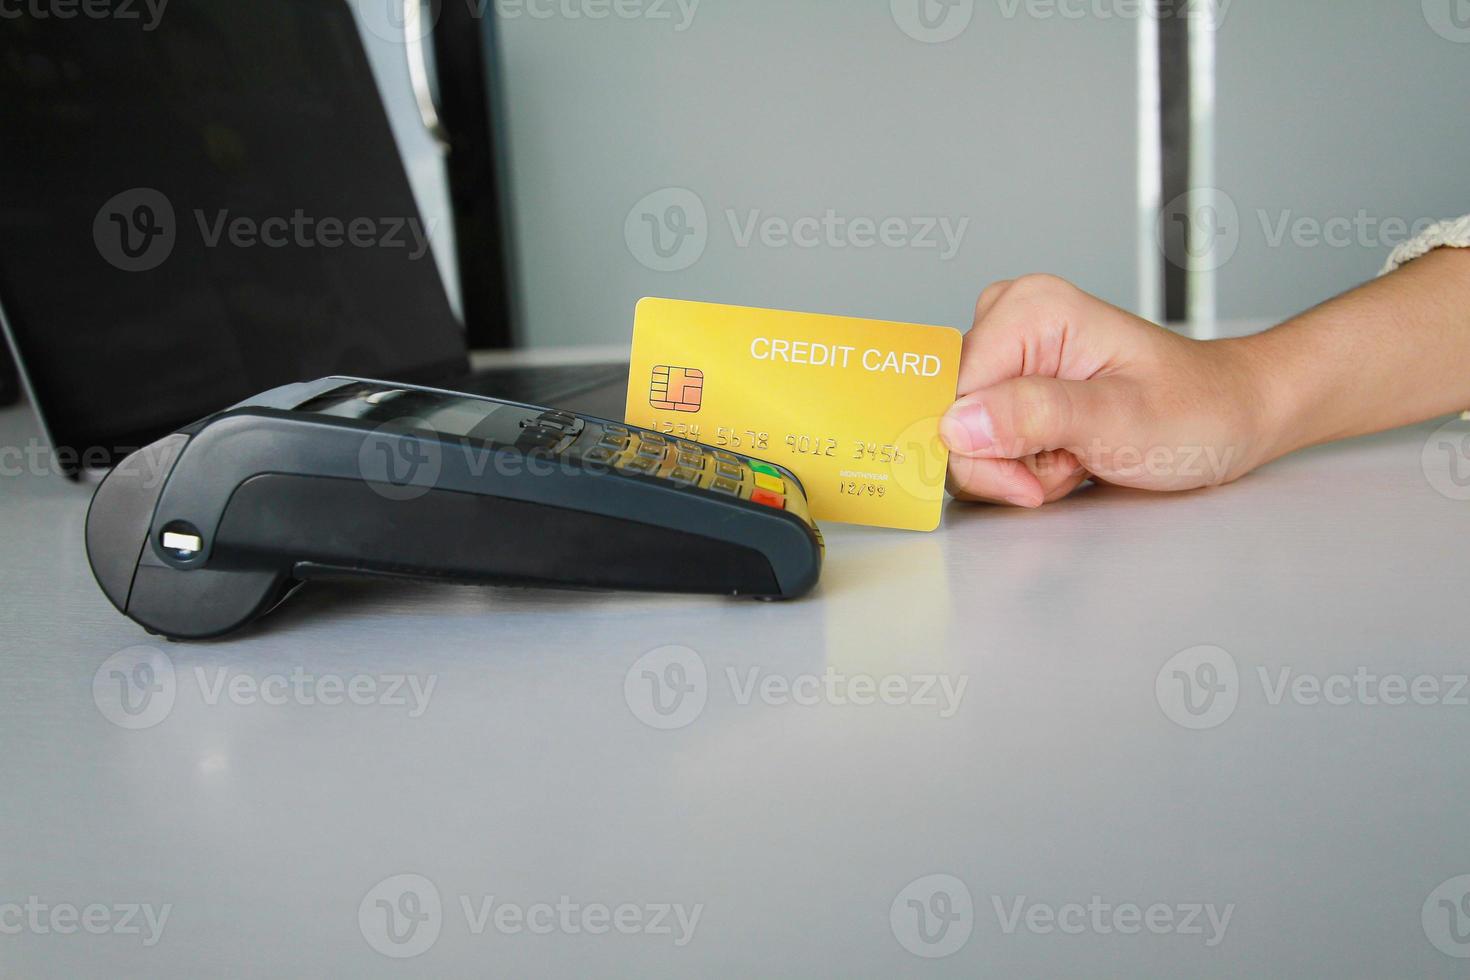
1216,329,1310,473
1228,248,1470,463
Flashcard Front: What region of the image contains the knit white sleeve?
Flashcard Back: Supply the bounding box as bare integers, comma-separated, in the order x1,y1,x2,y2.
1380,214,1470,276
1381,213,1470,419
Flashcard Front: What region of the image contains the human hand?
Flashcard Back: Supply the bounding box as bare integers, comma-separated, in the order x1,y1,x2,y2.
940,275,1272,507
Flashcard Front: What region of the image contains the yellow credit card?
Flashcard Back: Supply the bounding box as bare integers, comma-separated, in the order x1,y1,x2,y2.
626,298,962,531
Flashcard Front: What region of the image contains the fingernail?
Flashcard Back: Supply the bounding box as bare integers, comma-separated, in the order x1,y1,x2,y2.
1005,494,1040,509
940,404,996,456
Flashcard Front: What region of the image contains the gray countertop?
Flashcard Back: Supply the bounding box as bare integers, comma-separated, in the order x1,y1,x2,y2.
1,371,1467,978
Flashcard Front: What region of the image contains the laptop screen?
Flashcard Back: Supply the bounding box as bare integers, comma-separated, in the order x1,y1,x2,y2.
0,0,469,466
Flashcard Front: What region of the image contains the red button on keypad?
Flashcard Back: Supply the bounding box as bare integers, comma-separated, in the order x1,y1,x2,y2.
751,489,786,510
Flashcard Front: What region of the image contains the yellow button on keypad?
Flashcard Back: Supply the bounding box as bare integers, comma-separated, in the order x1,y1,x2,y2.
753,473,785,494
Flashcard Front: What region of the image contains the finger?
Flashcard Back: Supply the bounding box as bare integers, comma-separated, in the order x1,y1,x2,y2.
941,376,1120,460
958,274,1080,394
957,280,1014,398
948,451,1091,508
1043,469,1092,503
973,279,1014,320
1028,450,1091,503
946,455,1046,508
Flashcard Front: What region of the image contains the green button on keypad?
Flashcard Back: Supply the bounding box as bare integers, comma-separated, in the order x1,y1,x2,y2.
748,461,781,477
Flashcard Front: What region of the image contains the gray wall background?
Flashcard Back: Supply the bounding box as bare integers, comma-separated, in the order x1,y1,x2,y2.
361,0,1470,345
494,0,1142,347
1212,0,1470,321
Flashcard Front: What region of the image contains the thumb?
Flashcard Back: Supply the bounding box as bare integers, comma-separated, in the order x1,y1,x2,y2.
940,376,1117,460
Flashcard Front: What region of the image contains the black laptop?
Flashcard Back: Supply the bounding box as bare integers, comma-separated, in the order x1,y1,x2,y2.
0,0,626,475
